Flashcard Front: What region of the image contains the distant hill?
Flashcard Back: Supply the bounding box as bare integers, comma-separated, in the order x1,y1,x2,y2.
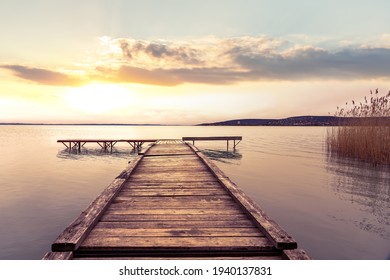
199,116,343,126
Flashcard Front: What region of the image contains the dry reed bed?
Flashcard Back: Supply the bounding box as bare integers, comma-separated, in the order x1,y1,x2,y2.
327,89,390,165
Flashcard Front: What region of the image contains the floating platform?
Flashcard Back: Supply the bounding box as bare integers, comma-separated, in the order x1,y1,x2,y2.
44,140,309,260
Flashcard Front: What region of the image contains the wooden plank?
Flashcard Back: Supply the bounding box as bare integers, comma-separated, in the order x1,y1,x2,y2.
129,173,216,179
131,167,210,173
88,227,263,237
109,201,238,209
110,203,235,209
139,155,199,161
119,188,226,194
121,184,222,190
104,208,243,215
136,158,202,164
134,164,204,169
51,144,156,252
118,188,224,194
94,220,256,229
187,143,298,250
109,200,240,208
182,136,242,141
116,190,227,197
126,179,219,184
121,180,220,185
282,249,312,260
80,236,274,250
57,139,157,143
124,182,221,188
131,166,209,173
112,196,233,203
42,251,74,260
100,213,249,222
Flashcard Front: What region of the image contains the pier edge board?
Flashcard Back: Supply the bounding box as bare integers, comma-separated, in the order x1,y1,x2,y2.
51,142,156,252
42,251,74,260
282,249,312,260
186,143,298,250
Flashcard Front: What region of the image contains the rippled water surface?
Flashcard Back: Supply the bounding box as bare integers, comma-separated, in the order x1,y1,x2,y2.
0,125,389,259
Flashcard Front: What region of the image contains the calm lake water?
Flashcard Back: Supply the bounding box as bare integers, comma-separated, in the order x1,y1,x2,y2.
0,125,389,260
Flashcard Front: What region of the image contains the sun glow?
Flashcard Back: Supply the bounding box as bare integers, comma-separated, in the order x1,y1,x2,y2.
63,83,134,114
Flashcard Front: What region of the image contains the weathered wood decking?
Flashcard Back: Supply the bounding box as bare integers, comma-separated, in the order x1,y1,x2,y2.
44,140,310,260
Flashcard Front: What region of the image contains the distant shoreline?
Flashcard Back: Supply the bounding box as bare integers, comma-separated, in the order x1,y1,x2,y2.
2,115,389,126
0,123,168,126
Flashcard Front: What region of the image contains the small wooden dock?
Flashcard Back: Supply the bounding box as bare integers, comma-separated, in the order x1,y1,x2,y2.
182,136,242,151
44,140,309,260
57,139,157,152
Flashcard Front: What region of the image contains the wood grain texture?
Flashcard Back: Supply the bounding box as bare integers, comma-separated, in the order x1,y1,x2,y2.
187,143,298,250
282,249,312,260
88,227,263,237
42,251,73,260
94,220,256,229
80,236,274,250
51,144,156,252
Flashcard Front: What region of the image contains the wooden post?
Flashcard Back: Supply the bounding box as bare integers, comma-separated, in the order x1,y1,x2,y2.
78,142,81,152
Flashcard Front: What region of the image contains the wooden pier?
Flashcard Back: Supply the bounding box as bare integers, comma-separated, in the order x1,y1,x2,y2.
44,140,309,260
57,139,157,152
182,136,242,151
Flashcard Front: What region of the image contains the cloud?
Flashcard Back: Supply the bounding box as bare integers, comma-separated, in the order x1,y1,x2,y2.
3,36,390,87
118,39,203,66
114,66,181,86
0,65,85,86
233,46,390,80
101,37,390,85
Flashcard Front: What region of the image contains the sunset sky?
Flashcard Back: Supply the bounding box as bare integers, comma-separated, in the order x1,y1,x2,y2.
1,0,390,124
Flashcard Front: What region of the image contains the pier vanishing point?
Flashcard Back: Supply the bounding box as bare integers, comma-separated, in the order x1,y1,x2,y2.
44,137,310,260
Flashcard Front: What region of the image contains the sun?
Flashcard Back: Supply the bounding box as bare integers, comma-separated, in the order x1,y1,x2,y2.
63,83,134,114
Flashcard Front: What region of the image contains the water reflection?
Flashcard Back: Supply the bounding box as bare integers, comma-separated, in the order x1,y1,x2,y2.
326,155,390,239
202,148,242,164
56,146,144,160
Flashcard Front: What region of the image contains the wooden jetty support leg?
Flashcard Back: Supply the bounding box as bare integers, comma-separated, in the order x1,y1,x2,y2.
233,140,241,150
97,142,105,149
59,141,70,149
182,136,242,152
128,141,136,152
